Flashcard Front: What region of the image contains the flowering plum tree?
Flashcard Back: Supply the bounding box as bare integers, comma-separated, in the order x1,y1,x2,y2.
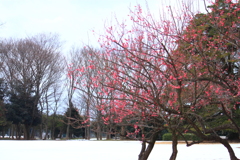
67,47,117,140
177,0,240,132
72,0,240,160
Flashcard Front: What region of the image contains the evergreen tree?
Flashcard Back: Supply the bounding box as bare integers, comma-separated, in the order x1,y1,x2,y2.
64,107,85,138
5,83,41,140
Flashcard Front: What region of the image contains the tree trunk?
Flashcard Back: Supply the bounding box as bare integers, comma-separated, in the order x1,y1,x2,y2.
44,123,48,139
24,124,30,140
184,114,239,160
31,127,35,139
66,109,71,139
86,125,90,140
51,125,55,140
44,98,49,140
120,126,126,140
1,130,3,138
138,132,158,160
170,130,178,160
219,139,239,160
106,126,112,140
100,130,102,140
2,127,5,138
86,105,90,140
11,124,15,139
40,104,43,140
18,124,22,140
51,113,56,140
16,124,21,140
59,130,62,138
97,122,102,140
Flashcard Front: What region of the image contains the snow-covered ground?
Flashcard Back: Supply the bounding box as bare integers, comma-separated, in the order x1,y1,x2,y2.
0,140,239,160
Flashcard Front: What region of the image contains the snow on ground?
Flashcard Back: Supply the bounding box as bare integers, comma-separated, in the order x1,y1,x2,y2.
0,140,239,160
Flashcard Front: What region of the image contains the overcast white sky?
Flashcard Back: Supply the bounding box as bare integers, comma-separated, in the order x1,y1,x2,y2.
0,0,208,53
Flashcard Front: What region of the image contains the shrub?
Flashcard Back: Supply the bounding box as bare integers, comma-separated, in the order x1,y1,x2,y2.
162,133,172,141
162,133,202,141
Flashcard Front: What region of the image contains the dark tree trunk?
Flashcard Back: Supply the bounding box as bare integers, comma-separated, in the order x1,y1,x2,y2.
138,132,158,160
2,128,5,138
58,130,62,138
51,113,56,140
120,126,126,140
86,107,90,140
51,125,55,140
31,127,35,139
40,106,43,139
219,138,239,160
106,131,111,140
184,115,239,160
67,100,74,139
106,126,112,140
44,98,49,140
86,125,90,140
16,124,21,140
97,122,102,140
10,125,14,139
24,124,30,140
170,130,178,160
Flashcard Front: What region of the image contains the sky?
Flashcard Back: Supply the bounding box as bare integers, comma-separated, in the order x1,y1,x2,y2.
0,0,208,54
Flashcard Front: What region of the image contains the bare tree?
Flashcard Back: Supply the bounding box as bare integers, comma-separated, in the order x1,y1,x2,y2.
0,33,64,140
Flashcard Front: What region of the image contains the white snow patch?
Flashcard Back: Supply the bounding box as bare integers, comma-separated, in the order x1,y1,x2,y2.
0,140,239,160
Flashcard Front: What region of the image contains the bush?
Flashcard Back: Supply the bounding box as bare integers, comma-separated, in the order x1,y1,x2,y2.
162,133,172,141
162,133,202,141
182,133,201,141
